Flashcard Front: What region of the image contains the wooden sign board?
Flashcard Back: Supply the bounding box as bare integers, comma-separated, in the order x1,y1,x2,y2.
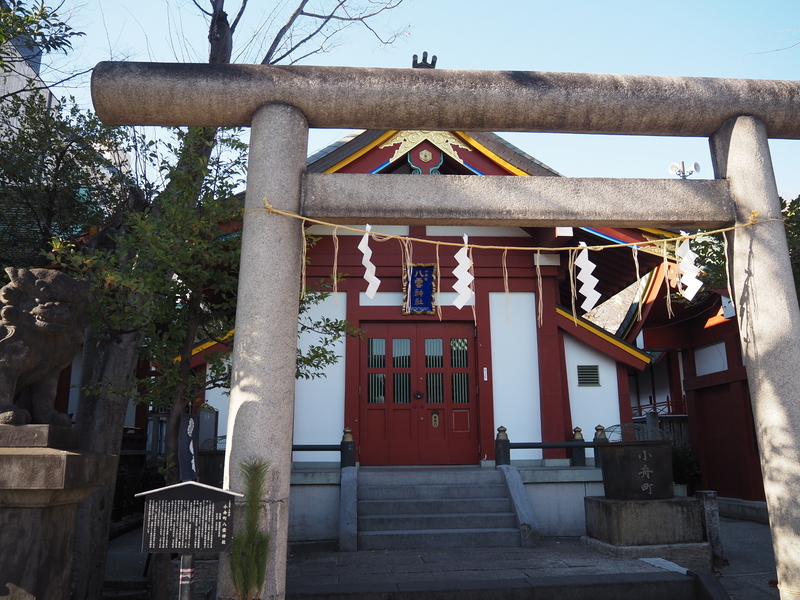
136,481,242,553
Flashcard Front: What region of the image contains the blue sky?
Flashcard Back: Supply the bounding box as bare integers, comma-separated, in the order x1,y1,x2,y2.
58,0,800,198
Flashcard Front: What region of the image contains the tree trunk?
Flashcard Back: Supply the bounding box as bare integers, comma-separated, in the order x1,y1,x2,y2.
70,326,144,600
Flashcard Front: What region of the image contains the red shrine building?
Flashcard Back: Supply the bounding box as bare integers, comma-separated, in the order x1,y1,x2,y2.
64,122,763,510
204,128,678,469
85,121,764,539
627,275,765,501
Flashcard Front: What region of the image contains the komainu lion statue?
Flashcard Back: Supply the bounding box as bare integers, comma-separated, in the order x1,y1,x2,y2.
0,267,90,426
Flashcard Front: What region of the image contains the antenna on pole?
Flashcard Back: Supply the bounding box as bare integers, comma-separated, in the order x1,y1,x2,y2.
669,161,701,179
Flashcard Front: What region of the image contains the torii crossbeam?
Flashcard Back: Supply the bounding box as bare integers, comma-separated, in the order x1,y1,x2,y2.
93,62,800,600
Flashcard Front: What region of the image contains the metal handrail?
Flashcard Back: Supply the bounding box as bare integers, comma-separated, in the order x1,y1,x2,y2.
509,441,599,449
496,425,608,468
291,429,356,468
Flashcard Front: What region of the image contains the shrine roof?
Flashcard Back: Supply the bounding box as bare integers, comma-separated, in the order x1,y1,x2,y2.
306,130,377,172
306,129,561,177
556,306,653,370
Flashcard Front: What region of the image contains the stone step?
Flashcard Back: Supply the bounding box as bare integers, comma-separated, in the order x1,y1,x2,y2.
102,581,149,592
101,589,149,600
286,572,700,600
358,511,517,531
357,468,502,487
358,496,513,516
358,482,508,501
353,467,522,551
357,527,521,550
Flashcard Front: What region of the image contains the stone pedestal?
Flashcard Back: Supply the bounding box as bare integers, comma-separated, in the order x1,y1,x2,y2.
0,425,116,600
582,496,711,570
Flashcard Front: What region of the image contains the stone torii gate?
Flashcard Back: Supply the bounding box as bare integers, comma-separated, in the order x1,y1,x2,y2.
92,62,800,599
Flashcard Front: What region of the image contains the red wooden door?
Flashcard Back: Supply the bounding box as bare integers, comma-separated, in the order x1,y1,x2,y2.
359,322,478,465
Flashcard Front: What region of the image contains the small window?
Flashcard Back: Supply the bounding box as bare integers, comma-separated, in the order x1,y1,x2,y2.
577,365,600,386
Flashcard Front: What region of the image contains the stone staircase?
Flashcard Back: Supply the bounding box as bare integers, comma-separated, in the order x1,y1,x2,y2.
356,468,522,550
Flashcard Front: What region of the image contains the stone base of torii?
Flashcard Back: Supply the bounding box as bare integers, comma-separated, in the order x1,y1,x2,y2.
92,62,800,599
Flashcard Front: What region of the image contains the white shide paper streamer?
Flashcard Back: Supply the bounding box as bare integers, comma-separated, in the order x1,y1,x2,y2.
575,242,601,312
358,224,381,298
677,232,703,301
452,234,474,310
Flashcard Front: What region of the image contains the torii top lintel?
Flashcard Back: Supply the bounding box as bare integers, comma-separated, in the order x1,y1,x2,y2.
91,61,800,138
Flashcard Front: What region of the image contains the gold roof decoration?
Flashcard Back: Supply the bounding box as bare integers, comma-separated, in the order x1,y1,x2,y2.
379,131,473,165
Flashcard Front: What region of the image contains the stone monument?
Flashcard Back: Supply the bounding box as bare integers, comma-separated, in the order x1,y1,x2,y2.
582,425,711,569
0,267,89,426
0,267,115,600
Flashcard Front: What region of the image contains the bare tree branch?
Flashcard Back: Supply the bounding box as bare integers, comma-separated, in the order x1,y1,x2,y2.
750,40,800,55
260,0,408,65
285,43,338,65
230,0,249,35
301,0,402,23
261,0,310,65
0,66,93,101
268,1,345,64
358,16,402,46
191,0,212,17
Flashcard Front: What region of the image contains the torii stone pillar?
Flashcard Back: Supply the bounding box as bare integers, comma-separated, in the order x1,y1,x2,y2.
711,116,800,598
217,104,308,600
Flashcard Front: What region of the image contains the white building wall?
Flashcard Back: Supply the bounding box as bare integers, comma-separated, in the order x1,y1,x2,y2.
204,376,230,441
203,293,348,460
563,334,621,456
489,292,541,460
631,359,671,408
526,480,606,535
292,293,348,462
695,340,728,376
652,359,671,403
124,397,137,428
289,483,340,541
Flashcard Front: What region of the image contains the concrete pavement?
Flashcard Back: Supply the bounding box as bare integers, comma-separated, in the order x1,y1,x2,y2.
105,517,778,599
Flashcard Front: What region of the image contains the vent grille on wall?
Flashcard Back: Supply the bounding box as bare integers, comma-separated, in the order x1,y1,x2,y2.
577,365,600,386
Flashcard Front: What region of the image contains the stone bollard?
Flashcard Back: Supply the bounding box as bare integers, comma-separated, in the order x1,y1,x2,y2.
593,425,608,469
572,427,586,467
495,426,510,467
645,410,660,437
696,490,725,568
340,428,356,468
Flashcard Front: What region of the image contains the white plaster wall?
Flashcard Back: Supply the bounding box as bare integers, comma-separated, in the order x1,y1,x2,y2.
526,481,605,536
489,292,541,460
563,334,620,457
204,364,230,438
631,360,670,407
202,294,347,459
306,224,409,236
124,398,137,427
631,369,651,411
288,485,340,541
631,370,648,406
652,360,671,403
426,226,532,238
293,293,347,462
695,340,728,376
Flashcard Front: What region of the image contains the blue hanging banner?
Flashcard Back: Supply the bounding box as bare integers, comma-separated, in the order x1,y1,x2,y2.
403,264,436,315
